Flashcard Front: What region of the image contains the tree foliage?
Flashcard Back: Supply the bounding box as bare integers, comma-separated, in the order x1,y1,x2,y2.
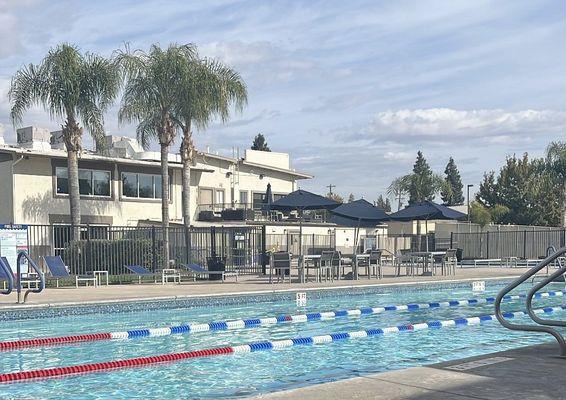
476,153,561,226
251,133,270,151
441,157,464,205
348,193,355,203
469,201,492,228
326,192,344,203
375,195,391,213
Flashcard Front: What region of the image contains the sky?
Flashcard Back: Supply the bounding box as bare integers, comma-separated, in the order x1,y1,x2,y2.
1,0,566,206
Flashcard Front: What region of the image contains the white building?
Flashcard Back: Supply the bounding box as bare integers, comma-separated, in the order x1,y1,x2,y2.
0,126,312,226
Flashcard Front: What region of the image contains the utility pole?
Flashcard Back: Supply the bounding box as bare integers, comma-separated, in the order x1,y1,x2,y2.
326,184,336,195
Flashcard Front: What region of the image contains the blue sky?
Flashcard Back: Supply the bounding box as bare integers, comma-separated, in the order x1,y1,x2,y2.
1,0,566,206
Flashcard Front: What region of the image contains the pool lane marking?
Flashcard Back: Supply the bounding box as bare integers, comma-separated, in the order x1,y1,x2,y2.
1,305,564,384
0,289,563,351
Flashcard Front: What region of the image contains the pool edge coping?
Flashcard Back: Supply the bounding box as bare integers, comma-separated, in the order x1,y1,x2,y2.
0,275,520,312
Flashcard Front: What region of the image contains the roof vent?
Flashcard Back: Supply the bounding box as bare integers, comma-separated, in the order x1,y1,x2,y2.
50,130,66,150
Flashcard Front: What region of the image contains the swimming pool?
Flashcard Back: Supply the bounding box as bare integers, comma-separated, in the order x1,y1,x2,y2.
0,279,564,399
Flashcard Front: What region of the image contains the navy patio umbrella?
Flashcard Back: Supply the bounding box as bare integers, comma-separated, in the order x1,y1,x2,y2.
389,201,467,251
271,190,340,269
263,183,273,212
388,201,467,222
330,199,389,253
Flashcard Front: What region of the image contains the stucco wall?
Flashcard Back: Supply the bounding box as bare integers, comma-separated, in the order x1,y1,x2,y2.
0,154,14,223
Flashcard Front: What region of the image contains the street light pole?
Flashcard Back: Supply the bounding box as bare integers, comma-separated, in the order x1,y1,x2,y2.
467,184,474,222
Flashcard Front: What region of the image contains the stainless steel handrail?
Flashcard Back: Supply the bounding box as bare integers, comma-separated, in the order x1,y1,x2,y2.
525,247,566,329
495,246,566,356
16,251,45,304
0,258,14,295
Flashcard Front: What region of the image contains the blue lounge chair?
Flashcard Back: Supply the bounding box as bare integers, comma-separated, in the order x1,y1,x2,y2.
125,265,156,284
180,263,238,282
43,256,97,288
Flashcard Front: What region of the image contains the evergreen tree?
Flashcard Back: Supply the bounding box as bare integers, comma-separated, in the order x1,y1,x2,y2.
375,195,391,212
441,157,464,205
476,153,560,226
348,193,355,203
326,192,343,203
408,151,436,204
251,133,270,151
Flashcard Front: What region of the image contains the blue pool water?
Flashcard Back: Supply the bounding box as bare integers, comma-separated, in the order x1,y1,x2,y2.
0,280,565,399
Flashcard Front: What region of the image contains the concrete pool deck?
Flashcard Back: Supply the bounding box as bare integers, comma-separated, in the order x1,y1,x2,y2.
257,343,564,399
0,266,530,309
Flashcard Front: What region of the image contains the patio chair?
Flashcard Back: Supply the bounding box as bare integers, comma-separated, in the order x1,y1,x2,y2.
331,251,344,279
43,256,97,288
441,249,458,276
179,263,238,282
359,250,382,279
270,252,291,284
125,265,156,284
396,249,414,276
319,251,335,282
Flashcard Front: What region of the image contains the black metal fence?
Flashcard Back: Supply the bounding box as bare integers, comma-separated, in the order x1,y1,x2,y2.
25,224,264,276
265,233,336,255
451,229,566,260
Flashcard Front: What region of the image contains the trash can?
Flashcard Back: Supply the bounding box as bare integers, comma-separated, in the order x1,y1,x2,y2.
207,256,225,281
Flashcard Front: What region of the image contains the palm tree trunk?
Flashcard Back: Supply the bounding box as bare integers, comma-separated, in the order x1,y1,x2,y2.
180,124,193,228
63,116,82,240
67,148,81,238
160,142,170,270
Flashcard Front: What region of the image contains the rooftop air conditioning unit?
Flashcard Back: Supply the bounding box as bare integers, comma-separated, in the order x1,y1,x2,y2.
17,126,51,151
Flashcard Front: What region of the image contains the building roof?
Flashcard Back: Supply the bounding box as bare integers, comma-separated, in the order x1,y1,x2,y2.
0,144,311,178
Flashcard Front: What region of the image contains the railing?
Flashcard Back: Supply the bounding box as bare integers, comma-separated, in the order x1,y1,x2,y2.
16,251,45,304
25,224,265,278
495,245,566,356
0,258,13,295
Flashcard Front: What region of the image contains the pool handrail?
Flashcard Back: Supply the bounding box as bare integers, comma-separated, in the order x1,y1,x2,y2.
16,251,45,304
525,247,566,330
495,245,566,356
0,257,14,295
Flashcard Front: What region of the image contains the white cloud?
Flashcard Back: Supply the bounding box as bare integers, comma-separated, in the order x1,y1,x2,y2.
367,108,566,140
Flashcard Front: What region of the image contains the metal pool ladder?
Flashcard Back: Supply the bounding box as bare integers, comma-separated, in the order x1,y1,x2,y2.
0,257,14,295
16,251,45,304
495,246,566,356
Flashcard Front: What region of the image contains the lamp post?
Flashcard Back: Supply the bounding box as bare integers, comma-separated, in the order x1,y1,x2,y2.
467,184,474,222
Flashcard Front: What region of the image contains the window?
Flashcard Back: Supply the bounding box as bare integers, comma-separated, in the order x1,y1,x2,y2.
121,172,166,199
215,189,225,206
55,167,111,197
239,191,248,205
253,192,265,210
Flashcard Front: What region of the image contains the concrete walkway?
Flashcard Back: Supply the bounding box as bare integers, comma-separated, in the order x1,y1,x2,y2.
0,266,528,309
257,343,564,399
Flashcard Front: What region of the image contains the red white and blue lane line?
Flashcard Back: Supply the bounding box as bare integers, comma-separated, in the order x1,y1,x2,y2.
0,289,564,352
0,305,565,384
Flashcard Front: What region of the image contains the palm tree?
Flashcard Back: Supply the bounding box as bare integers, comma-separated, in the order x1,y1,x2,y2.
116,43,196,268
546,141,566,227
388,173,448,210
9,43,120,238
387,177,408,211
175,57,247,226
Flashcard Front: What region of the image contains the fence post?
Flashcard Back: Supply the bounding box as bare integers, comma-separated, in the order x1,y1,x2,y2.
85,224,91,275
486,231,490,259
184,225,191,264
261,225,267,275
151,227,157,272
210,226,217,259
562,228,566,248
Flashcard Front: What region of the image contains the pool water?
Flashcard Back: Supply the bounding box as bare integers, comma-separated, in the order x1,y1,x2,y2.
0,280,565,399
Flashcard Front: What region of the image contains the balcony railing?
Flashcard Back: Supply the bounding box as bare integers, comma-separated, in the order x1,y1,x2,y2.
195,203,332,223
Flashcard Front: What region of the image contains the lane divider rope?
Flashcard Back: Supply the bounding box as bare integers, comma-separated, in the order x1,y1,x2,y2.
1,305,564,384
1,289,564,352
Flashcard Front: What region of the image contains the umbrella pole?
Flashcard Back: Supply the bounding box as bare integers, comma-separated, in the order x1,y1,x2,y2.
299,208,303,283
